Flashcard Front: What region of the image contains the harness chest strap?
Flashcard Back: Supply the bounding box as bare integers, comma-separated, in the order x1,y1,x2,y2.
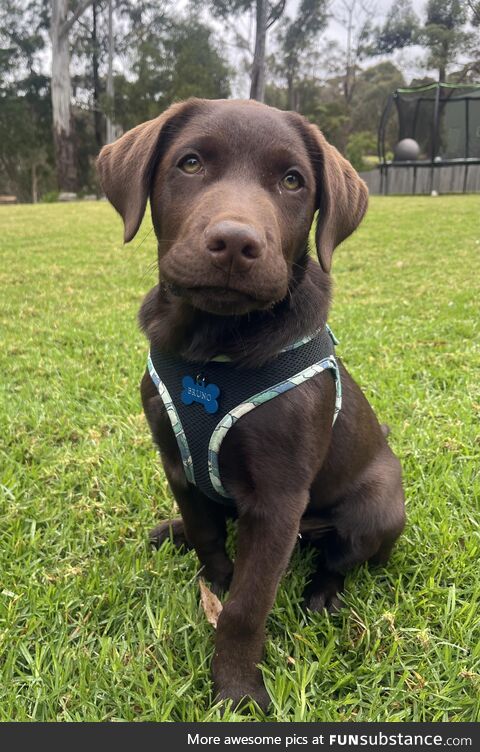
147,326,342,505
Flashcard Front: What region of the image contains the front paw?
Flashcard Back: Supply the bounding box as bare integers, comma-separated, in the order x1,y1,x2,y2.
204,565,233,597
214,676,270,713
149,518,191,550
304,588,343,614
212,649,270,712
302,570,344,614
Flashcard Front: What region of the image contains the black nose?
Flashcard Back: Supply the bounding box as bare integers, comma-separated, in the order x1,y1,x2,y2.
205,221,264,272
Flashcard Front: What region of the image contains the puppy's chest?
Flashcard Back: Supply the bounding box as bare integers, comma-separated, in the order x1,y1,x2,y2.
148,327,340,505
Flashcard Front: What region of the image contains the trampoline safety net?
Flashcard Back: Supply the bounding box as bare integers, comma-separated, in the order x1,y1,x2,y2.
379,83,480,163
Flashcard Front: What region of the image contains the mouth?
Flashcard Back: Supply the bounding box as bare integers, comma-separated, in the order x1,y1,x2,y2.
165,283,273,315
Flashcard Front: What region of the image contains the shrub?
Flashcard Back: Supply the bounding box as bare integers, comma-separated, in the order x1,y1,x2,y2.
346,131,377,172
41,190,59,203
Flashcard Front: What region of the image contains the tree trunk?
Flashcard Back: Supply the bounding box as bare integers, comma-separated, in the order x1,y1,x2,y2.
51,0,77,192
105,0,115,143
32,162,38,203
92,1,103,150
438,38,449,82
343,1,355,105
287,72,295,110
250,0,267,102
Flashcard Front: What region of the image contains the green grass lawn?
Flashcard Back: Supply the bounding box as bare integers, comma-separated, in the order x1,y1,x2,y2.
1,196,479,722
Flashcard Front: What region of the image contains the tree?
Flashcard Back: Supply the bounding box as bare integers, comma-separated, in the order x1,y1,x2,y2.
105,0,115,143
330,0,376,105
466,0,480,80
372,0,480,83
275,0,329,110
68,0,107,149
0,0,55,201
350,61,405,135
372,0,419,56
198,0,288,101
50,0,95,192
250,0,268,100
91,2,103,149
163,20,231,102
0,73,54,201
422,0,469,82
111,16,231,131
347,61,405,164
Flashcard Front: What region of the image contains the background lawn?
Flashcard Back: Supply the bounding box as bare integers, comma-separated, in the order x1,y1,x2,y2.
0,196,479,722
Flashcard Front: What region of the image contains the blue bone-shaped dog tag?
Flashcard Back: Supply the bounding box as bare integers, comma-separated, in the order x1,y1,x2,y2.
181,375,220,414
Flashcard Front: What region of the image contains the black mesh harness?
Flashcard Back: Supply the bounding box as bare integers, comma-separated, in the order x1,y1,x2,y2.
147,326,341,506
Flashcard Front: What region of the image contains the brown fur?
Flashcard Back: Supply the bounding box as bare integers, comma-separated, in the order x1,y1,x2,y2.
97,98,405,711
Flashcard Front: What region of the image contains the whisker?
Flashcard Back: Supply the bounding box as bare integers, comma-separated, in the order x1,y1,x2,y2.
133,227,154,251
141,259,159,285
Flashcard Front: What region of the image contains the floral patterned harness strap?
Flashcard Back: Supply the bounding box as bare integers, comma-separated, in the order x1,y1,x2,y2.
147,326,342,506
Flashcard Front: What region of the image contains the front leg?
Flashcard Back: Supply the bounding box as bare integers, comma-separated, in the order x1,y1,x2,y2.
149,517,192,550
212,493,307,711
167,472,234,595
142,372,233,594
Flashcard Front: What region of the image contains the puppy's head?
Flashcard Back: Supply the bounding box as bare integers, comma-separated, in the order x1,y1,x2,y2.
97,98,368,315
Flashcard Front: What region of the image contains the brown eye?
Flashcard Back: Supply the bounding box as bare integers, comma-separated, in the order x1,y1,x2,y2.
179,155,202,174
281,172,303,191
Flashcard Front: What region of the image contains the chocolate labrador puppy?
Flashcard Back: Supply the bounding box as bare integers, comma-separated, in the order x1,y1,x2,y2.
97,98,405,711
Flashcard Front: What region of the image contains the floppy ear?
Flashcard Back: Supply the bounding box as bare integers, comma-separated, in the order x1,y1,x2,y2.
96,100,198,243
304,122,369,273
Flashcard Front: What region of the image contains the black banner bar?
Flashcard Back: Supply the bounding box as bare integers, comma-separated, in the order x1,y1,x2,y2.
0,722,479,751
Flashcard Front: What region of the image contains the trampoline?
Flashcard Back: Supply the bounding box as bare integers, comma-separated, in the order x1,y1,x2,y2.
378,82,480,194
